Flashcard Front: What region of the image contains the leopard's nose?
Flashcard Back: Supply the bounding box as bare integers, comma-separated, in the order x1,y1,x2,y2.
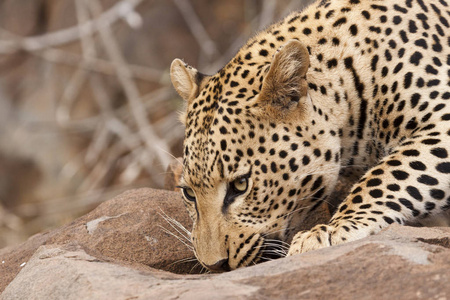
205,258,230,272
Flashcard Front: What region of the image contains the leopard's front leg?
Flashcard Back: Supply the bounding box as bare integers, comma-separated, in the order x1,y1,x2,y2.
288,128,450,255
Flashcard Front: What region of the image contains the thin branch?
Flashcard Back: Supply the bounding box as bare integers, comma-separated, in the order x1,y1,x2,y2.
258,0,277,30
282,0,315,17
37,47,164,82
0,27,163,82
23,87,175,134
172,0,220,64
56,67,88,124
86,0,172,168
0,0,144,53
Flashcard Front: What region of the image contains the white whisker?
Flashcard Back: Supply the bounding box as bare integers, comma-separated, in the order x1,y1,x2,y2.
157,147,183,166
158,209,192,242
264,238,291,247
158,225,194,251
168,256,198,267
190,262,201,274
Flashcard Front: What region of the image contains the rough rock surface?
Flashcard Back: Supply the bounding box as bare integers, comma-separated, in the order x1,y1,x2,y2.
0,188,198,293
1,187,450,299
2,225,450,299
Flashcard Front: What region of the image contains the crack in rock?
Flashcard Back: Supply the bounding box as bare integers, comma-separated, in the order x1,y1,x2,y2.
417,237,450,249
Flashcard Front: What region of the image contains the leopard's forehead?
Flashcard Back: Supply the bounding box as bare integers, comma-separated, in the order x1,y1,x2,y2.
182,61,271,189
184,33,286,129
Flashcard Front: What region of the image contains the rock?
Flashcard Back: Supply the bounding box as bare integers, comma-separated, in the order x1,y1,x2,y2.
45,188,196,273
2,225,450,299
0,188,197,293
0,229,50,296
1,187,450,299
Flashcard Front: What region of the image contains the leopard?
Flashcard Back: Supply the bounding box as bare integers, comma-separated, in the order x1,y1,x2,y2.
169,0,450,272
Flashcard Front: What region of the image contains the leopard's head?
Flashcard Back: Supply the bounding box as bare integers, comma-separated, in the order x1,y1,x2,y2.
170,40,340,272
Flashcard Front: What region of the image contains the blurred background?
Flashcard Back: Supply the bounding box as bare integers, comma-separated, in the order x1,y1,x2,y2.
0,0,312,248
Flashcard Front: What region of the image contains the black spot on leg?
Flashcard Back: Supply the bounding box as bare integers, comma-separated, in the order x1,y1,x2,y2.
386,201,401,212
425,202,436,211
417,175,439,186
392,170,409,180
367,179,382,187
352,195,363,204
431,148,448,158
383,216,394,224
430,189,445,200
369,189,383,198
410,161,426,171
399,198,414,211
406,186,423,201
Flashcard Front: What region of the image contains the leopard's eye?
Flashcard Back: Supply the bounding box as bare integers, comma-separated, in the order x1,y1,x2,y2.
231,177,248,193
182,187,196,202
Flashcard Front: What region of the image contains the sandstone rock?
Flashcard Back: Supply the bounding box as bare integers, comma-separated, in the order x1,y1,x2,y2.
45,188,196,273
0,188,197,293
1,187,450,299
2,225,450,299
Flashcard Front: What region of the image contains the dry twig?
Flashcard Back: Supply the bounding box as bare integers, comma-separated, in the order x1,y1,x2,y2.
173,0,220,66
87,0,172,169
0,0,144,53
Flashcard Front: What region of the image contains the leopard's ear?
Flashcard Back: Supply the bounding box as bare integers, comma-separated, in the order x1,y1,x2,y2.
170,58,205,102
258,39,310,117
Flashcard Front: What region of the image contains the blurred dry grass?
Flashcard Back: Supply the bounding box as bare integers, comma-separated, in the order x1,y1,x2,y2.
0,0,312,248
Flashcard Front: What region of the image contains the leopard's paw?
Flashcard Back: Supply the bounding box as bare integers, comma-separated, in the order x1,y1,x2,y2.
287,225,333,256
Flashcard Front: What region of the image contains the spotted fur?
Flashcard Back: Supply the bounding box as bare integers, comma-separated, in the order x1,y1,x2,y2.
170,0,450,272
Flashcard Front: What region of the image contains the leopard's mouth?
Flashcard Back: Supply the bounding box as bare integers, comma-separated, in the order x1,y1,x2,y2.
196,235,289,271
254,238,288,265
231,234,286,269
